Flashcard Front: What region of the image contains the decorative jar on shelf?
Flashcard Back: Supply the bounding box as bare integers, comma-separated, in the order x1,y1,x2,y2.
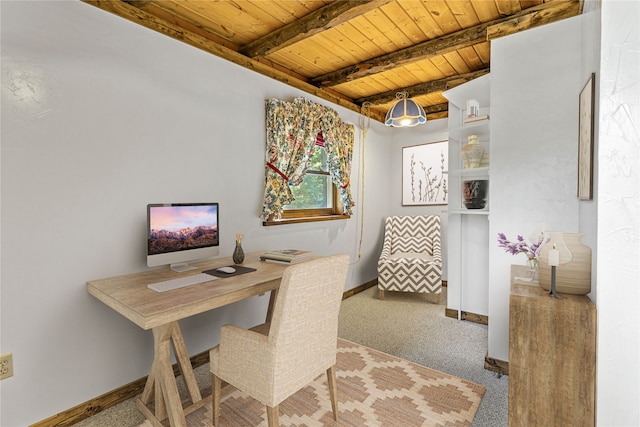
460,134,485,169
462,180,488,209
538,232,591,295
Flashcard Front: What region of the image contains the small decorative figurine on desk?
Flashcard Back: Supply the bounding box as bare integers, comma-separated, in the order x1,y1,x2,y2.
233,233,244,264
548,244,559,298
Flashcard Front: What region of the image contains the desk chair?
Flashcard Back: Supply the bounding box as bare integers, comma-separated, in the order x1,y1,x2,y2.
210,254,350,426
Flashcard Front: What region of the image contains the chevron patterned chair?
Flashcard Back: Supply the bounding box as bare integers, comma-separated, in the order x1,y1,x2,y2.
377,215,442,302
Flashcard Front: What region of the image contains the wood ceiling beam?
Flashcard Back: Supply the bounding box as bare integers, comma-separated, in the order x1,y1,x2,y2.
124,1,239,51
312,24,487,88
356,69,490,106
81,0,388,123
424,103,449,121
311,0,580,88
240,0,394,58
122,0,152,8
486,0,581,40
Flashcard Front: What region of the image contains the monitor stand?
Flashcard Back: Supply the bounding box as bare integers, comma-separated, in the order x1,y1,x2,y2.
170,263,198,273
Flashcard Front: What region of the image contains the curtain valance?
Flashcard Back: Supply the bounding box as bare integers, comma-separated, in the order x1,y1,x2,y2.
260,97,355,220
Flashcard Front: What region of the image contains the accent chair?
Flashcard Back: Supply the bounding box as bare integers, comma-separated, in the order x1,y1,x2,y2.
209,254,350,427
377,215,442,301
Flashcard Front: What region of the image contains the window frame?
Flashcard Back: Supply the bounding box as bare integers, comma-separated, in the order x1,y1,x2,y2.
262,171,350,226
283,170,336,217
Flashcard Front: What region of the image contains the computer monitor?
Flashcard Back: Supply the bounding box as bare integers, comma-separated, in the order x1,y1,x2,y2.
147,202,219,272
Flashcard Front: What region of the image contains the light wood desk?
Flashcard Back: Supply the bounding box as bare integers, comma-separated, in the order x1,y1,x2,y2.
87,251,288,427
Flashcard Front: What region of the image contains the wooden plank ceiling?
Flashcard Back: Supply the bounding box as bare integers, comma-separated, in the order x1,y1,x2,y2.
84,0,582,122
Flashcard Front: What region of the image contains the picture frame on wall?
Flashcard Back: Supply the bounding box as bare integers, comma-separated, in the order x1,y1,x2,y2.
578,73,595,200
402,141,448,206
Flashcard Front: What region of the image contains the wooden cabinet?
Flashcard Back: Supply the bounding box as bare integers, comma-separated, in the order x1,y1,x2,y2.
508,265,596,426
443,74,491,321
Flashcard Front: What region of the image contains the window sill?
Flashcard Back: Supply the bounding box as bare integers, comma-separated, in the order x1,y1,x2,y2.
262,214,350,227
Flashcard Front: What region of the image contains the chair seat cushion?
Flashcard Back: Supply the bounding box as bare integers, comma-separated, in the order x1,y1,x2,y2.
389,252,434,261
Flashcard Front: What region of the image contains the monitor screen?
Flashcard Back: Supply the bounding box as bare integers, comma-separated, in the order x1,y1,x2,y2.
147,203,219,272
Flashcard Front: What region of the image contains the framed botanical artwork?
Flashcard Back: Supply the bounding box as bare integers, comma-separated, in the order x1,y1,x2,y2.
402,141,448,206
578,73,595,200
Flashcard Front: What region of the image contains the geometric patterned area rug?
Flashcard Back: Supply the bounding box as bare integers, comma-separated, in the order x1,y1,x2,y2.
142,338,485,426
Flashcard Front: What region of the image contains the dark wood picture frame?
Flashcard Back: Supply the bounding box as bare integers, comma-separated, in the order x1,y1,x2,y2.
578,73,595,200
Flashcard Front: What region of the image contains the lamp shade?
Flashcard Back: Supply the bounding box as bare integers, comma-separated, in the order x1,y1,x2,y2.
384,92,427,127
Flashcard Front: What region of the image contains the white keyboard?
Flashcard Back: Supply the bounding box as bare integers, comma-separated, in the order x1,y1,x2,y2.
147,273,217,293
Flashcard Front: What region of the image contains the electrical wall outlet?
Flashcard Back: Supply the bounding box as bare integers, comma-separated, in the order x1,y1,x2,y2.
0,353,14,380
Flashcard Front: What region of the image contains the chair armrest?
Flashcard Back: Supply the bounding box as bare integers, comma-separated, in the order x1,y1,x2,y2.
219,324,270,358
378,236,393,265
378,245,392,261
218,324,274,380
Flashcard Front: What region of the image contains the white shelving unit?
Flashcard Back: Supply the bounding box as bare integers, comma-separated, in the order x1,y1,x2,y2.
443,74,491,321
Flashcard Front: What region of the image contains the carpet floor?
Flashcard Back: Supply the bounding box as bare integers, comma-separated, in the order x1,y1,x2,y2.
73,286,508,426
137,338,485,426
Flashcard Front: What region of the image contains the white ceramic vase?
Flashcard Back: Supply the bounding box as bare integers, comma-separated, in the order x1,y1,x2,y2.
460,134,485,169
538,232,592,295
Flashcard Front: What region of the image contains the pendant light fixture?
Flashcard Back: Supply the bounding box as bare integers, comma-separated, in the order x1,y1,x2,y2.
384,91,427,127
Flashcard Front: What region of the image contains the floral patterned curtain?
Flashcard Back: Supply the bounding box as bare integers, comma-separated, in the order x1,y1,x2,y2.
318,108,355,213
260,97,355,220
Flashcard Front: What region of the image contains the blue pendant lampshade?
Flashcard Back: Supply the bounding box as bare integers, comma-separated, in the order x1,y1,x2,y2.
384,91,427,127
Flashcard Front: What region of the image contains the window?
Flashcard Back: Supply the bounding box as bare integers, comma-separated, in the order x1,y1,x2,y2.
280,145,344,221
260,98,354,225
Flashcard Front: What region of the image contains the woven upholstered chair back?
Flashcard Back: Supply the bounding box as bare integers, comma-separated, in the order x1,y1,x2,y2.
267,254,349,400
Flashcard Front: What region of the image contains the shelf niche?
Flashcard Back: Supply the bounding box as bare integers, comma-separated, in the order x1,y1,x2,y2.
443,73,491,321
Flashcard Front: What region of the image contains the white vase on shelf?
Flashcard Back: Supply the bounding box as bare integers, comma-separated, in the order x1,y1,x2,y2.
460,134,485,169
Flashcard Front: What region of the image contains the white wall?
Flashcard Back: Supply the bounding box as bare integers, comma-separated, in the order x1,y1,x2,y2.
0,2,399,425
389,118,450,278
489,3,640,425
595,1,639,425
488,16,583,363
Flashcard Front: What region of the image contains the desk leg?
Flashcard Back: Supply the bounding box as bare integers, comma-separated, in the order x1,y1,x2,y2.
266,288,279,323
138,321,202,427
171,324,202,403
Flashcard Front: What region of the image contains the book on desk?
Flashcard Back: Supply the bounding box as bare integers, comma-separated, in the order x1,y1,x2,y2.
260,249,313,264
